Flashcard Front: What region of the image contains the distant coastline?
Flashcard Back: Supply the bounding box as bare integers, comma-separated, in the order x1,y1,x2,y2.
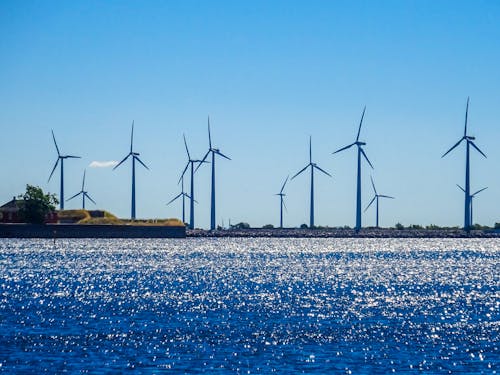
187,228,500,238
1,224,498,239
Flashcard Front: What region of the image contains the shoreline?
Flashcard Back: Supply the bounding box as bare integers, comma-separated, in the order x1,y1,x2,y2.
0,223,186,238
1,224,498,239
187,228,500,238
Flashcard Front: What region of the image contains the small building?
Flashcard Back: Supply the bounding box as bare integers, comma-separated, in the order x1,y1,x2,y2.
0,197,58,224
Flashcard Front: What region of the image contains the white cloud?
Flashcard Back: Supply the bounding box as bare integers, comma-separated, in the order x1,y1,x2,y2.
89,161,118,168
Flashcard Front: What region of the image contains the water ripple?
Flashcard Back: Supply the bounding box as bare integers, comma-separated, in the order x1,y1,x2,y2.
0,238,499,373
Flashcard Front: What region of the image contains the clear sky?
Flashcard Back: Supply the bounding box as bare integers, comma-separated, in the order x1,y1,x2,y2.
1,1,498,228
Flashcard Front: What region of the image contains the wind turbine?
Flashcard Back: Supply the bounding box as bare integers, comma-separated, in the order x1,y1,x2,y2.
442,97,486,231
364,176,394,228
48,130,81,210
67,170,96,209
291,136,332,228
333,106,373,232
198,117,231,230
457,185,487,227
113,121,149,220
180,134,206,229
166,175,192,224
275,175,289,228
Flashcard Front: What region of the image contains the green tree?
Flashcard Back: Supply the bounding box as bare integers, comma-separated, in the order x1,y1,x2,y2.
17,185,58,224
233,222,250,229
409,224,423,230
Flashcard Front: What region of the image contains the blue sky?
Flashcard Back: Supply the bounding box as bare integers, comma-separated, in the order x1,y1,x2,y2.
1,1,498,228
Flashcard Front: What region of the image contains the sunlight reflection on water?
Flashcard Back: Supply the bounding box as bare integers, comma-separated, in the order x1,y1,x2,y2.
0,238,499,373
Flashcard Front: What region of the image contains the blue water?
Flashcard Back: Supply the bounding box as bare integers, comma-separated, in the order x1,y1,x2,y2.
0,238,498,373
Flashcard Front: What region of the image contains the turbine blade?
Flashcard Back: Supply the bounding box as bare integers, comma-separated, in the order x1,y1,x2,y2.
332,142,355,155
130,120,134,153
51,130,60,156
291,164,309,180
82,170,86,190
208,116,212,149
135,156,150,170
456,184,465,193
195,151,210,172
464,97,469,137
182,192,196,203
314,164,332,177
370,175,377,195
66,155,81,159
178,162,189,184
472,187,488,197
309,136,312,164
48,159,60,181
215,150,231,160
113,154,130,170
183,134,191,160
166,193,183,205
356,106,366,142
361,148,374,169
469,141,487,158
282,198,288,212
85,193,96,205
442,138,464,158
379,195,395,199
66,191,81,201
195,160,209,173
280,175,289,193
364,195,376,212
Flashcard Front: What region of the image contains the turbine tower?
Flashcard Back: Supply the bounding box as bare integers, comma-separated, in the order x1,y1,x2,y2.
442,97,486,231
291,136,331,228
275,175,289,229
198,117,231,230
180,134,206,229
333,106,373,232
364,176,394,228
48,130,81,210
113,121,150,220
167,176,192,224
67,170,96,209
457,185,487,227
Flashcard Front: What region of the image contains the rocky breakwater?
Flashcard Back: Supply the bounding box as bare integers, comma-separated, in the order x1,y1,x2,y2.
187,228,499,238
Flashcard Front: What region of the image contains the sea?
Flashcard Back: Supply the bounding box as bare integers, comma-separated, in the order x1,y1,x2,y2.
0,238,498,374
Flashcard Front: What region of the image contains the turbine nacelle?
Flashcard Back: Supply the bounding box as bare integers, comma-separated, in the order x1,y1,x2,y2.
443,97,486,231
442,99,486,159
114,122,149,220
196,121,231,174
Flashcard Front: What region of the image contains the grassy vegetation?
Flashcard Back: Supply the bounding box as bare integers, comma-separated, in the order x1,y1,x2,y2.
78,216,124,225
58,209,91,222
57,210,184,226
